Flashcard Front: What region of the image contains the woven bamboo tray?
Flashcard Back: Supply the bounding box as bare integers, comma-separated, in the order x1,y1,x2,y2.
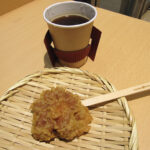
0,67,138,150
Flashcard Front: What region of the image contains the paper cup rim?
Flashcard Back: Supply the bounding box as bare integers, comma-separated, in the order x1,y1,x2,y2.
43,1,97,29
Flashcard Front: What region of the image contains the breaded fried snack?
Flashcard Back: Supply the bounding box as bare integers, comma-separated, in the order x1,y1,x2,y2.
31,87,92,142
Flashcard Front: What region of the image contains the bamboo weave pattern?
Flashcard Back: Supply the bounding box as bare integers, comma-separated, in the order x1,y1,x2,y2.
0,67,138,150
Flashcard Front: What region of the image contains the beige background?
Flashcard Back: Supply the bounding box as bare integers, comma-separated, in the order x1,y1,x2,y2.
0,0,150,149
0,0,33,15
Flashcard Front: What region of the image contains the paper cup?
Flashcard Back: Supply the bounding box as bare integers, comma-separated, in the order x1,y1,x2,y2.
43,1,97,67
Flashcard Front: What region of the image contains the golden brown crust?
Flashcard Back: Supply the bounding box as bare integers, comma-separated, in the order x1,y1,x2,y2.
31,87,92,142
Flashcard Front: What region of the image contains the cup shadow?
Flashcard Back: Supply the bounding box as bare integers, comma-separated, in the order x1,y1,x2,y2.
44,52,61,68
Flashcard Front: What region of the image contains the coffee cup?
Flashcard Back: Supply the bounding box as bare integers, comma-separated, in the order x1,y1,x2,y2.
43,1,97,67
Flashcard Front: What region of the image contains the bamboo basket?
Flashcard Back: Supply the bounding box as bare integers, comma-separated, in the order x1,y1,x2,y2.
0,67,138,150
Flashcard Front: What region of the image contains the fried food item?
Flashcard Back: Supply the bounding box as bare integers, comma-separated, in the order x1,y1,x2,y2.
31,87,92,142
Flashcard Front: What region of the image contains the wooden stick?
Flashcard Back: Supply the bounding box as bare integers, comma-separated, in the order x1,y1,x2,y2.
82,82,150,107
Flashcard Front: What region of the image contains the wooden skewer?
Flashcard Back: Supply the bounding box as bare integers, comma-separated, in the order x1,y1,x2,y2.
82,82,150,107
